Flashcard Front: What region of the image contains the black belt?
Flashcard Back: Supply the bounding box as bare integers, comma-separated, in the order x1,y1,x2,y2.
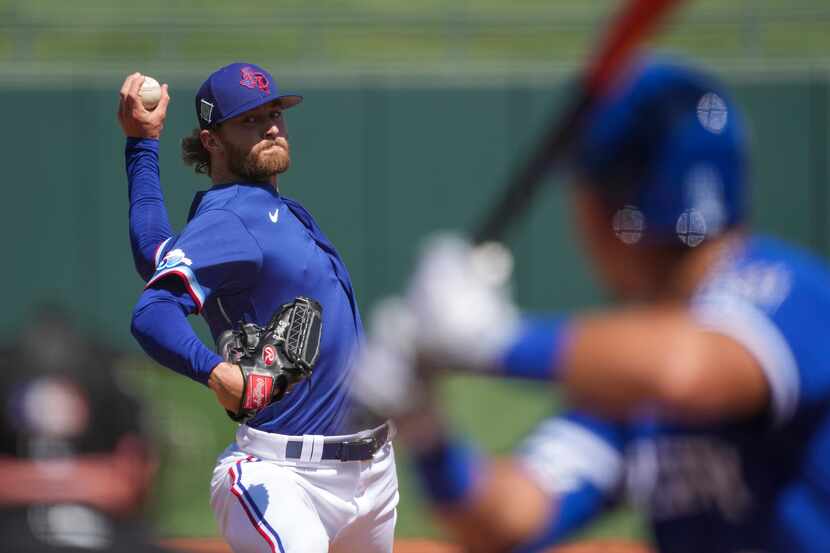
284,423,393,462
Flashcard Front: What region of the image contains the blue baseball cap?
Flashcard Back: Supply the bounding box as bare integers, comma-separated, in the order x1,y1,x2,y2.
576,57,747,247
195,62,303,129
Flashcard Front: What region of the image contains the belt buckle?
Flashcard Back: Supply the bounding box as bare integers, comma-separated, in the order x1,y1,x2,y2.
339,434,378,462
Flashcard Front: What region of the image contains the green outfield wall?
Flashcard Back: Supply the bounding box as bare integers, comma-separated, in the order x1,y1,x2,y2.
1,75,828,539
2,75,828,340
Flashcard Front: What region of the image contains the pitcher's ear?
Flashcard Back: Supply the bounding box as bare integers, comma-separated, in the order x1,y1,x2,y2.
200,129,223,154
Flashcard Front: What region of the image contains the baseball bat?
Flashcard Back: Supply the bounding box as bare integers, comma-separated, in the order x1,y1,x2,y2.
473,0,685,245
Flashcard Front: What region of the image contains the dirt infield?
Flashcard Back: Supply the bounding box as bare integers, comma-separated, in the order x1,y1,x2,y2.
547,542,652,553
162,538,653,553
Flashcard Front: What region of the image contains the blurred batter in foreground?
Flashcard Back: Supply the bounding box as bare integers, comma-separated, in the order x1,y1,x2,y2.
357,58,830,553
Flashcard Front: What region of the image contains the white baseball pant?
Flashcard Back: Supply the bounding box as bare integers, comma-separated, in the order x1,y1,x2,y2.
210,424,399,553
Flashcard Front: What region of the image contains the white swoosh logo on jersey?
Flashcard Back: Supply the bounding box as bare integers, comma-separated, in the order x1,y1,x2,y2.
268,208,279,223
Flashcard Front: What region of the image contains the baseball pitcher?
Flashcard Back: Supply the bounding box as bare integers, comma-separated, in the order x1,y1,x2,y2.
119,63,398,553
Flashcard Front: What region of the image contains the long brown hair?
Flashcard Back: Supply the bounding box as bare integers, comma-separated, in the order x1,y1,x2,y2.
181,128,210,175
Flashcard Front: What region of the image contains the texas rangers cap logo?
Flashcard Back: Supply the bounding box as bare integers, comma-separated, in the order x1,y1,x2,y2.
239,66,270,94
262,344,277,366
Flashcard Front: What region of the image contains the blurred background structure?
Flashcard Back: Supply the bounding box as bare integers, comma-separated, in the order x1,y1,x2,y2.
1,0,829,81
0,305,177,552
1,0,828,545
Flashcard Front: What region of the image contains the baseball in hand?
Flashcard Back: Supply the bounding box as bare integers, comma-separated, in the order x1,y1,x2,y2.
139,76,162,110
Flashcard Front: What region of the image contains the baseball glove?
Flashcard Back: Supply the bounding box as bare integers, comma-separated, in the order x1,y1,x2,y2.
217,296,323,423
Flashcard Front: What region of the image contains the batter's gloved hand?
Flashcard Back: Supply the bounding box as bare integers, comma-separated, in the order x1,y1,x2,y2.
217,296,323,423
406,233,520,372
352,234,520,420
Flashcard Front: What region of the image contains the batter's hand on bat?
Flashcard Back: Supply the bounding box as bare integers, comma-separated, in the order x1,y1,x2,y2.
406,233,520,372
353,234,520,420
118,73,170,140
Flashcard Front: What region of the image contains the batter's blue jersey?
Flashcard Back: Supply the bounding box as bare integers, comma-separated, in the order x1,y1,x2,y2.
519,236,830,553
145,183,362,435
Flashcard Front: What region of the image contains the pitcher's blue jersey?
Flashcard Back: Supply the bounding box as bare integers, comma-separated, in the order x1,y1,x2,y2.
146,183,362,435
520,236,830,552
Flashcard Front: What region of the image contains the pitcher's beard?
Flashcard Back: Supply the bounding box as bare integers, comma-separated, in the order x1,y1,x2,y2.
227,140,291,183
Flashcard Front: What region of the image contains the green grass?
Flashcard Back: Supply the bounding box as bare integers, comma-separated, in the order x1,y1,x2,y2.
126,359,647,542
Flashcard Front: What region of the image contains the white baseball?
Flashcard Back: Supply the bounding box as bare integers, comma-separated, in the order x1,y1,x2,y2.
139,76,162,110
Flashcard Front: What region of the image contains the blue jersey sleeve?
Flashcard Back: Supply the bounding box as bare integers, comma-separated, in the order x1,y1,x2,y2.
126,138,173,281
692,238,830,424
513,411,626,550
131,286,224,385
145,209,263,314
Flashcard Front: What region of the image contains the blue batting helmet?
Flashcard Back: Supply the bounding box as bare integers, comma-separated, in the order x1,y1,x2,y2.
576,57,748,247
